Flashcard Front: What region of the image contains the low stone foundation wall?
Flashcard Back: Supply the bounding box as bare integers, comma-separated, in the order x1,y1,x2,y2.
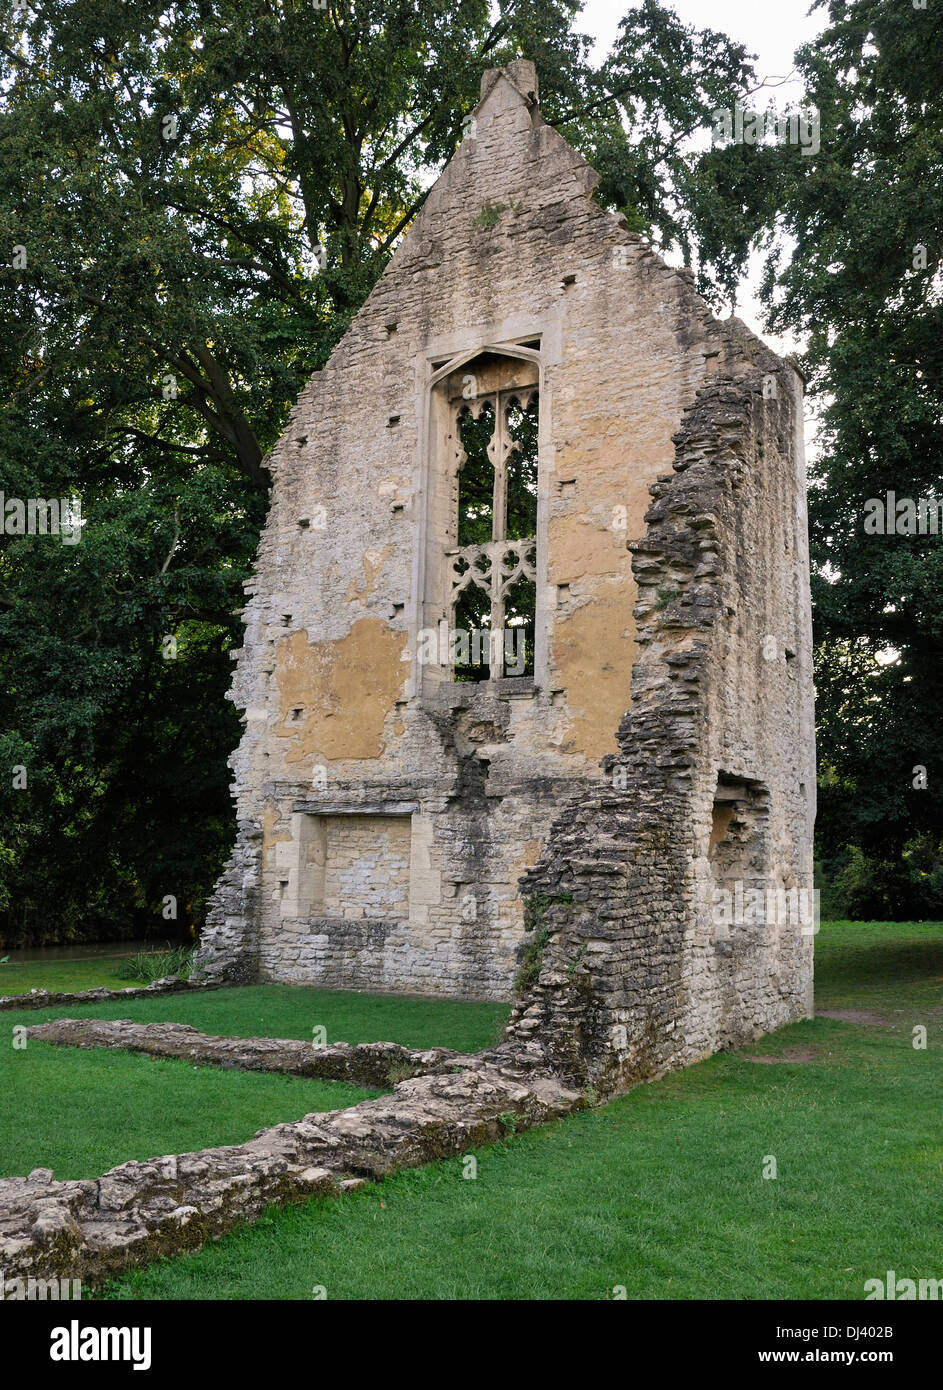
0,1047,581,1291
0,975,202,1013
26,1018,469,1090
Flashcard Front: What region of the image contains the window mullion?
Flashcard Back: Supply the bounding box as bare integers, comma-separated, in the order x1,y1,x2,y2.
489,393,511,676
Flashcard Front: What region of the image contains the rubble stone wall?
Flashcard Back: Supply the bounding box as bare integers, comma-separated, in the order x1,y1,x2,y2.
505,339,815,1093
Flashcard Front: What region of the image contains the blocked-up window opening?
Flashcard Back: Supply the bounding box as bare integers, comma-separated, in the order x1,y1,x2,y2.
450,382,537,680
321,815,411,919
709,778,770,941
279,814,412,923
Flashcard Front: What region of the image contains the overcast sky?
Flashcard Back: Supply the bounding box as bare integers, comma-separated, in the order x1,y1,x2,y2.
582,0,823,99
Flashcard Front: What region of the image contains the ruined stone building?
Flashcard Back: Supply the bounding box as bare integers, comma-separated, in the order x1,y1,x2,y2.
195,60,815,1087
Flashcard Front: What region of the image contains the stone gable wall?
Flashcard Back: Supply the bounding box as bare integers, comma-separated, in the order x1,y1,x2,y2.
195,62,813,1063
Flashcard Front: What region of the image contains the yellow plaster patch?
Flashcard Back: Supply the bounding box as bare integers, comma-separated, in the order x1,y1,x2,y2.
274,619,406,761
553,594,637,758
548,514,632,583
510,837,544,885
261,804,290,868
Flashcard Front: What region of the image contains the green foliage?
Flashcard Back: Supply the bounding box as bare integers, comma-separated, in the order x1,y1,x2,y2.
515,891,572,991
522,890,571,932
792,6,943,908
0,839,13,917
472,201,508,228
695,2,943,911
0,1,767,944
564,0,758,298
386,1061,417,1086
112,945,194,983
514,923,551,992
819,837,943,923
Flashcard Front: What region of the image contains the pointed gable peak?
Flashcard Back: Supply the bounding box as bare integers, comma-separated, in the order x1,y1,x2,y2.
478,59,538,112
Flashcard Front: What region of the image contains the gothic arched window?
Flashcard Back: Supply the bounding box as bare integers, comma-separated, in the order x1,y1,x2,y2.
447,367,538,680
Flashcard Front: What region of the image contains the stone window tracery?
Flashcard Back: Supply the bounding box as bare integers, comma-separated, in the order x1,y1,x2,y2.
447,384,538,679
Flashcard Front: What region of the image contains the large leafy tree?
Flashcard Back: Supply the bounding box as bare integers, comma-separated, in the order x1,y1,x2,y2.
0,0,757,944
778,1,943,915
703,0,943,914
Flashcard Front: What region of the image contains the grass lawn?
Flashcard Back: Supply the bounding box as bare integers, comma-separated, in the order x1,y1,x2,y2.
0,976,506,1182
86,919,941,1301
0,976,506,1183
1,983,509,1054
0,1042,376,1182
0,953,165,997
811,919,943,1016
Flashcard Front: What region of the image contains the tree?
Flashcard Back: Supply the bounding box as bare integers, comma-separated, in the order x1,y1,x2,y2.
0,0,760,943
706,0,943,914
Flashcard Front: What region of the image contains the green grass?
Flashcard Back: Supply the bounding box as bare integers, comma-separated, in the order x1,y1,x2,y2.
0,953,167,996
1,983,509,1053
0,978,506,1184
812,919,943,1015
92,920,943,1301
0,1043,376,1182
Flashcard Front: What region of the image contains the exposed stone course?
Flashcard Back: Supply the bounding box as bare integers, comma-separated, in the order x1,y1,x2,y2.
0,975,199,1013
26,1017,468,1089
